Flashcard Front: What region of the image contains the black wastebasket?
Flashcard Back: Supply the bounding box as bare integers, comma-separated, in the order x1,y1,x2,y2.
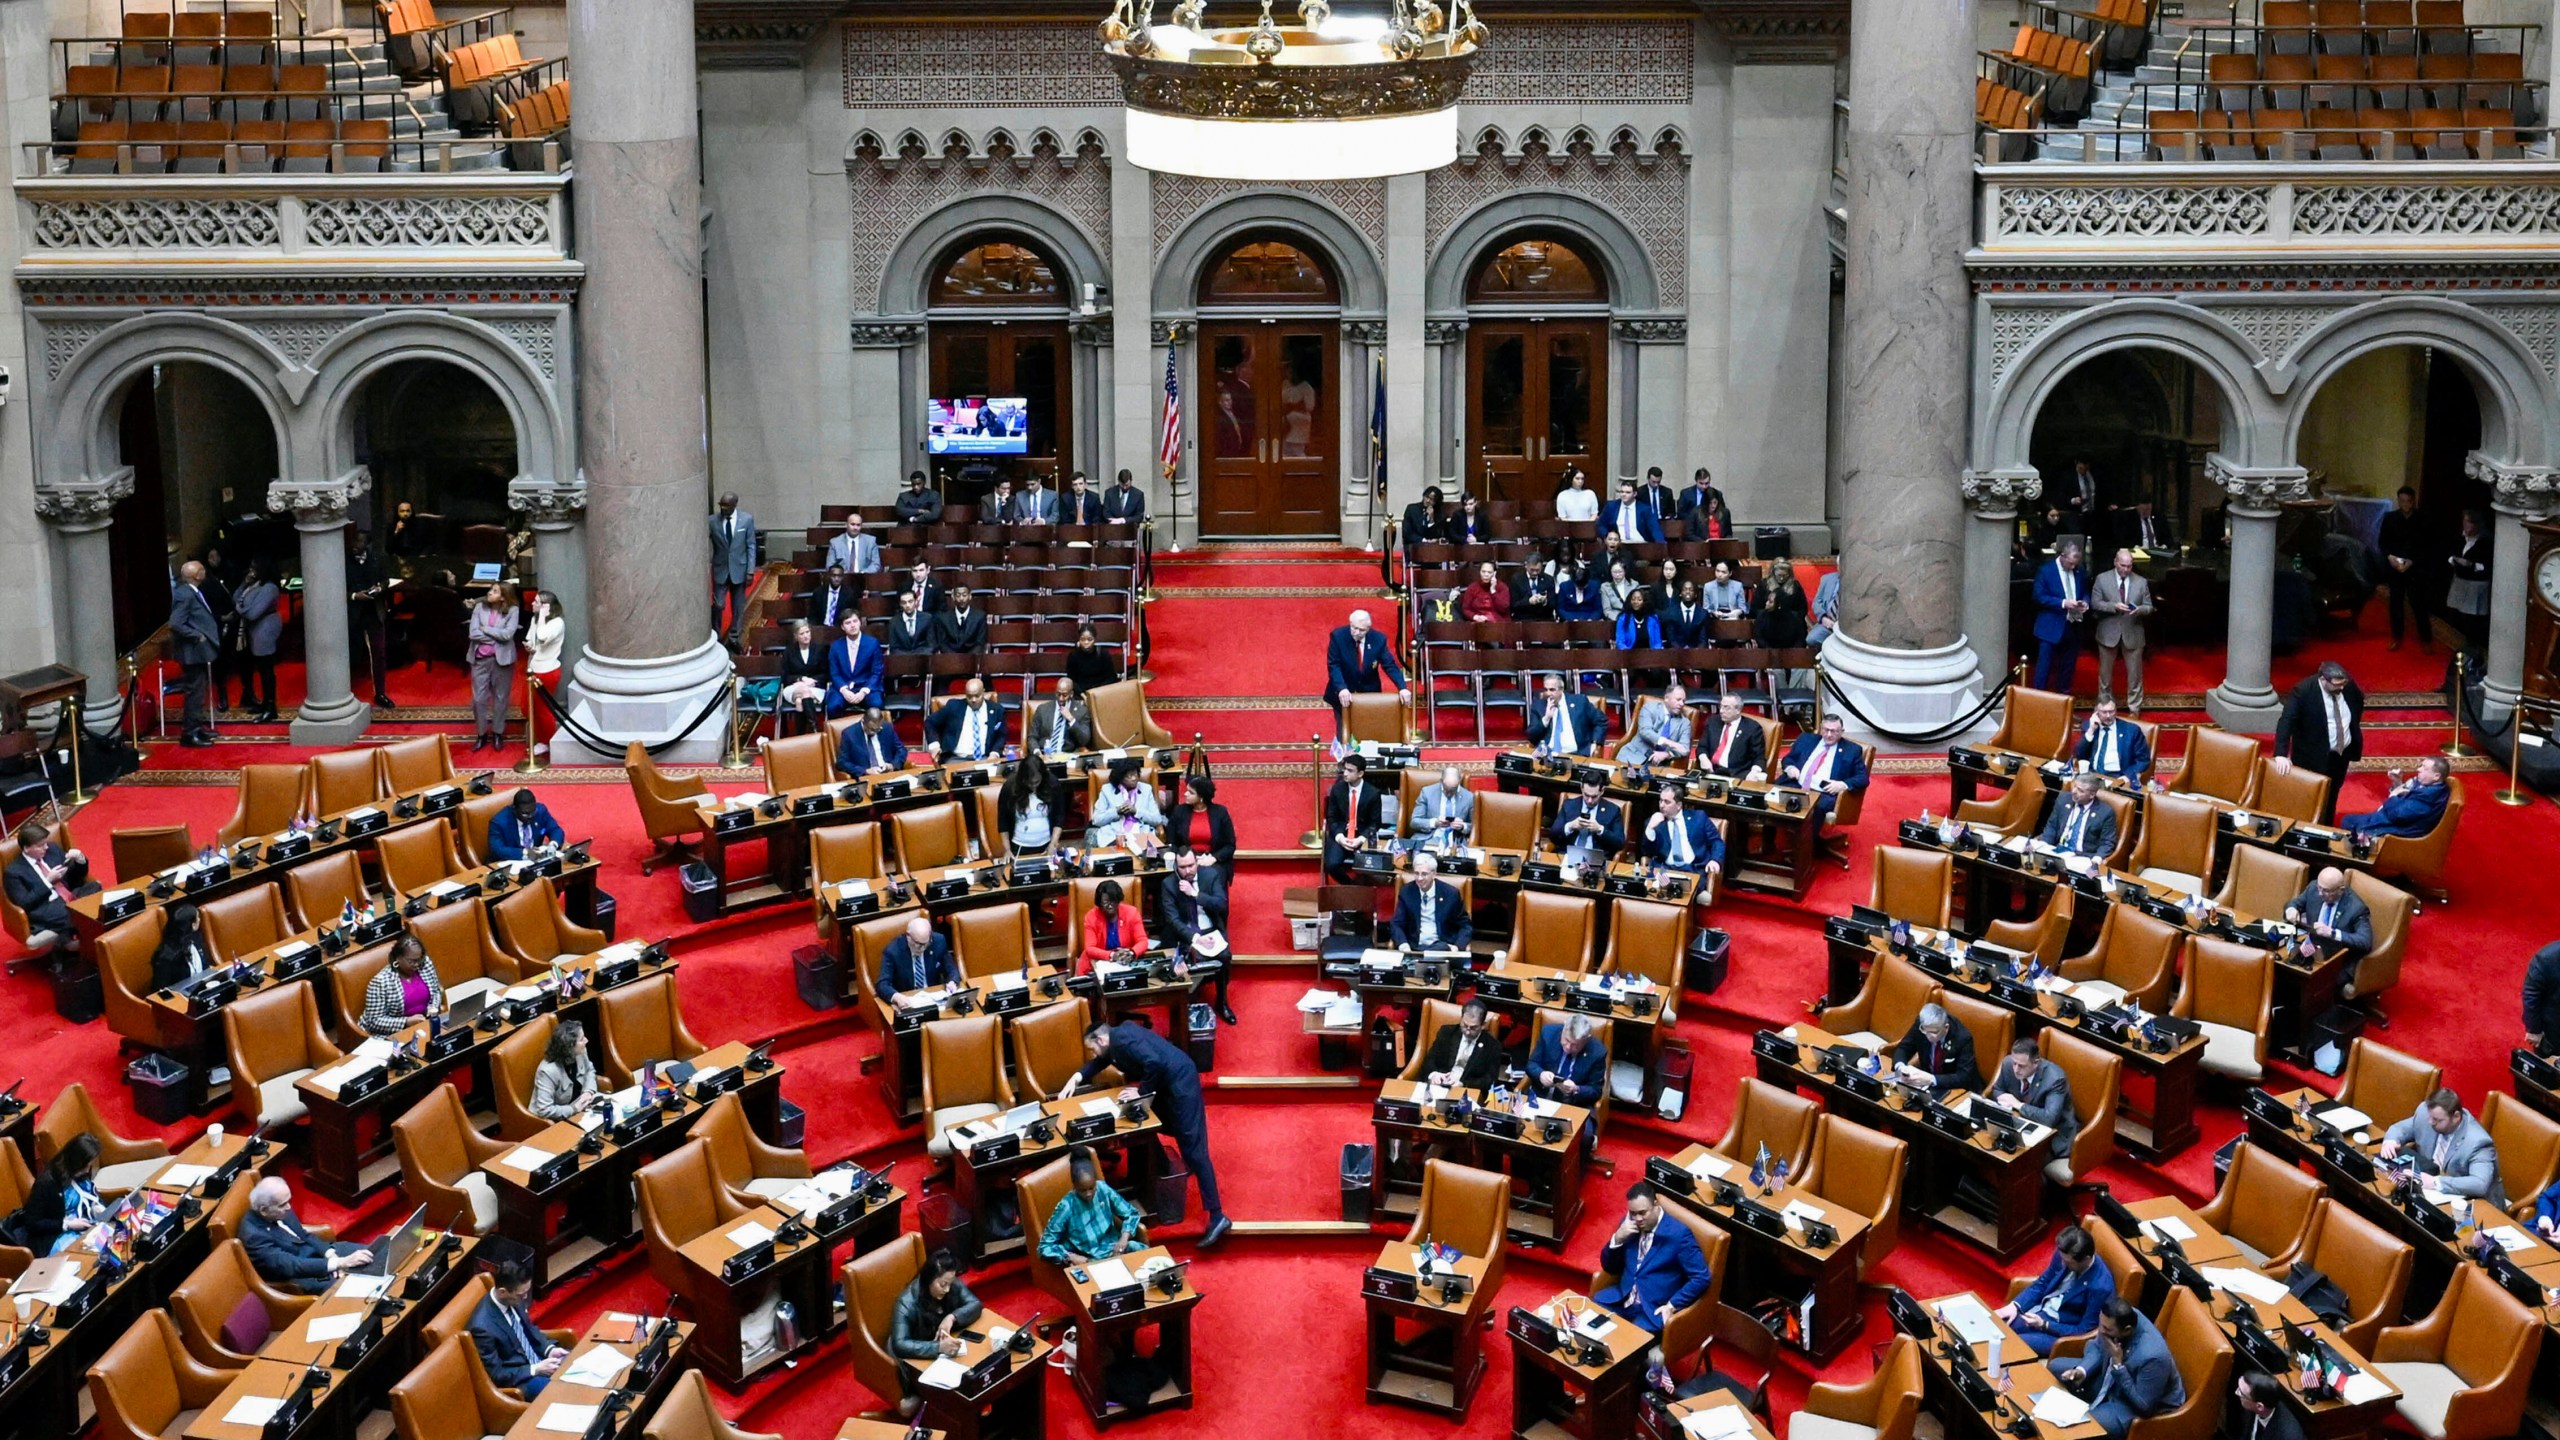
1186,1003,1216,1072
128,1053,189,1126
588,889,619,942
678,862,721,923
1151,1139,1191,1227
1685,927,1732,994
793,945,840,1012
1340,1142,1374,1223
918,1192,974,1264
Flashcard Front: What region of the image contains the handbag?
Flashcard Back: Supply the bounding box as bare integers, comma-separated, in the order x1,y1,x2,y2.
2283,1262,2353,1329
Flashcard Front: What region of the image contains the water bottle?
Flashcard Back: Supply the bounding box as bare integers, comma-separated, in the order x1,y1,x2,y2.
966,837,982,864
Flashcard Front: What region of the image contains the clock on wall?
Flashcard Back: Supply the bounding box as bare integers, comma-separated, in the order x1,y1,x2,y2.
2529,521,2560,706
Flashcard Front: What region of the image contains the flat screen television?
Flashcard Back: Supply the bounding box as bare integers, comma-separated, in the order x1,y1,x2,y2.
927,396,1030,455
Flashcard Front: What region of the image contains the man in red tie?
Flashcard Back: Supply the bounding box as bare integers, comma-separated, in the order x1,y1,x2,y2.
1891,1003,1982,1093
1695,694,1765,780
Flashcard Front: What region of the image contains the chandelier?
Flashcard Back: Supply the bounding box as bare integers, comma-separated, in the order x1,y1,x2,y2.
1100,0,1487,182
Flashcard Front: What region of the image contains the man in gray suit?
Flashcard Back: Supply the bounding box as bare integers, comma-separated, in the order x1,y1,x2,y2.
1013,476,1060,525
2381,1088,2506,1206
1405,765,1474,852
1616,683,1695,769
2089,547,2153,713
709,492,757,645
170,560,222,747
1987,1038,2079,1163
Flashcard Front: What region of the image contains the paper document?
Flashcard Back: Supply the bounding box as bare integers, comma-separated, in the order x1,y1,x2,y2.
2031,1390,2092,1427
916,1358,968,1390
504,985,542,1001
725,1219,775,1249
2072,981,2128,1009
101,889,137,909
2139,1216,2197,1243
2486,1225,2534,1253
597,942,644,965
353,1037,398,1061
305,1312,365,1343
1841,1031,1888,1051
835,879,871,898
2315,1104,2373,1131
1779,1200,1828,1227
1932,1294,2003,1347
2341,1372,2392,1405
1081,1099,1119,1118
154,1163,214,1189
428,880,465,899
2200,1266,2290,1306
1676,1403,1755,1440
337,1274,391,1299
309,1060,383,1095
536,1404,600,1434
223,1398,287,1428
502,1145,557,1171
1321,997,1363,1028
989,970,1027,991
1295,988,1342,1013
560,1346,630,1389
1189,929,1229,958
1086,1258,1136,1291
1685,1154,1731,1181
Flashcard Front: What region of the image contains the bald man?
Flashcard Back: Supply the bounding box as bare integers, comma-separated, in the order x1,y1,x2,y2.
878,915,954,999
1324,608,1407,742
170,560,222,747
2283,866,2372,967
240,1177,372,1292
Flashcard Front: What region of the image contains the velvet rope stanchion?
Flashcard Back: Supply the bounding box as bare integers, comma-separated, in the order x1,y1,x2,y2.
529,671,737,760
513,673,547,775
2442,650,2476,758
1815,663,2015,749
1301,733,1325,850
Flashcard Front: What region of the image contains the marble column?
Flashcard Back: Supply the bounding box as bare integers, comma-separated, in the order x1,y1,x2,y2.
561,0,730,762
1382,171,1429,549
1619,321,1689,488
1822,0,1984,741
509,474,589,669
2204,455,2309,731
1961,468,2041,689
1426,320,1464,489
2471,452,2560,720
1109,154,1158,521
34,473,134,734
848,324,918,494
272,471,371,746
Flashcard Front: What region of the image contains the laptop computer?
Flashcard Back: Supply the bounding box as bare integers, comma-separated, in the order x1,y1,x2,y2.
445,988,488,1026
356,1204,429,1277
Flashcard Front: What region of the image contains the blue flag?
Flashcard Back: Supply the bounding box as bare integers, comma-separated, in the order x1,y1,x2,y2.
1370,353,1387,497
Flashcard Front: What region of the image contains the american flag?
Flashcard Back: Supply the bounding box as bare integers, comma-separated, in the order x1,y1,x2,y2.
1158,344,1182,481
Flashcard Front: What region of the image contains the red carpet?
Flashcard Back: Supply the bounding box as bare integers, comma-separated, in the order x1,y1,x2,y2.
11,546,2546,1438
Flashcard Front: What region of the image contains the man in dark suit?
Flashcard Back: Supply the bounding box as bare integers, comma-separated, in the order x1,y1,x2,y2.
1633,467,1676,532
2031,541,2090,693
1527,1013,1608,1111
1526,675,1606,758
806,564,859,631
240,1177,371,1294
2230,1373,2309,1440
1987,1038,2080,1162
348,531,394,709
709,493,757,646
935,587,989,655
1062,473,1105,526
1678,467,1733,541
2272,661,2363,823
2525,938,2560,1055
1778,716,1871,826
1159,848,1234,1024
2341,756,2452,839
1694,694,1765,779
885,591,936,655
1599,480,1665,545
2059,459,2103,530
2375,487,2434,653
470,1260,566,1395
1415,997,1503,1091
1892,1002,1982,1093
1102,469,1148,525
1595,1180,1711,1333
1065,1020,1230,1247
1322,755,1386,882
2074,699,2151,783
836,706,907,776
924,678,1007,763
1324,610,1408,736
1027,678,1095,756
1389,850,1471,951
877,915,954,999
2283,866,2373,970
171,560,222,747
894,471,943,525
1549,775,1624,863
1640,785,1722,878
485,789,565,862
4,820,97,955
2115,498,2178,555
2057,1300,2184,1436
2037,773,2119,860
901,560,946,620
826,614,885,716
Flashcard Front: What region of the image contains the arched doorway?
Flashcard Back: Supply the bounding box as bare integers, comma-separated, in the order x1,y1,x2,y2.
1197,236,1341,536
925,235,1073,485
109,361,285,656
2294,343,2486,648
1465,234,1607,501
346,358,523,683
2026,348,2219,552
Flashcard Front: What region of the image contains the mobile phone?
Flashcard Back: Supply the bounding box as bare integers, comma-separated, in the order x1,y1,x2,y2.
959,1330,985,1344
1069,1267,1089,1284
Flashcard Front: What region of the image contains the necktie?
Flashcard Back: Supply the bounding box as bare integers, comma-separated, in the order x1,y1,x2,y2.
519,819,535,851
825,591,838,625
1050,707,1068,751
2067,806,2087,851
1452,1034,1473,1076
2061,566,2077,606
1807,742,1832,785
1669,817,1690,865
909,944,924,991
39,851,74,906
1635,1227,1653,1273
1714,724,1736,769
2434,1134,2450,1172
1620,506,1637,541
2101,726,2118,772
2326,694,2347,751
2318,900,2335,928
1418,886,1438,947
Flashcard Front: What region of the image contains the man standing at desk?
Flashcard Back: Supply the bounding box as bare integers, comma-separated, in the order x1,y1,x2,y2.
2089,547,2152,713
2056,1298,2183,1437
1067,1020,1231,1249
1390,850,1470,951
2037,773,2118,860
1594,1180,1709,1334
709,493,756,647
1325,609,1408,742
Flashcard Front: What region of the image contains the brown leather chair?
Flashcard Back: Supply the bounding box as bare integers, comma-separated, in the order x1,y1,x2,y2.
377,820,466,896
0,1143,30,1220
1799,1115,1906,1279
642,1370,782,1440
1983,885,2074,966
1818,955,1940,1049
308,748,388,816
1599,897,1685,1022
2199,1140,2323,1268
1085,678,1173,748
420,1271,570,1358
2057,905,2181,1012
38,1081,170,1191
695,1090,812,1208
2129,793,2219,895
170,1237,315,1366
597,972,705,1086
409,899,523,988
635,1139,753,1323
219,765,310,847
2482,1091,2560,1224
223,979,342,1130
453,793,512,869
491,875,607,971
2040,1028,2121,1187
1867,847,1951,930
1504,889,1595,972
283,851,371,931
392,1082,505,1233
847,911,915,1031
2167,725,2262,808
392,1334,529,1440
374,734,456,794
1985,686,2076,760
87,1309,245,1440
1794,1333,1923,1440
0,820,69,960
922,1014,1014,1158
626,741,711,875
844,1233,926,1412
2371,1264,2540,1440
950,902,1034,980
970,785,1009,860
1403,1159,1508,1307
2213,844,2307,919
1398,997,1503,1082
2369,775,2463,902
1714,1076,1820,1177
2276,1198,2412,1357
1014,998,1106,1098
2173,936,2274,1081
1953,767,2046,835
2254,762,2330,824
2122,1286,2232,1440
489,1017,555,1141
2342,870,2415,1012
890,800,969,875
2094,790,2138,869
1588,1194,1730,1369
199,884,291,963
1475,790,1543,852
111,824,196,884
760,732,833,793
1344,691,1408,745
1014,1155,1079,1314
809,823,887,946
2336,1039,2441,1136
99,909,187,1054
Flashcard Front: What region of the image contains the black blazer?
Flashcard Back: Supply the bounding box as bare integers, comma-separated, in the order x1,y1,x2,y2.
2273,676,2365,768
1695,714,1766,778
885,610,937,655
804,584,860,629
1893,1018,1982,1093
1163,802,1237,871
1549,797,1624,855
780,643,829,688
1067,648,1122,694
1389,879,1472,950
1417,1023,1505,1091
239,1208,338,1292
1325,780,1386,840
2,1170,84,1253
1159,871,1229,937
152,933,214,991
935,606,989,655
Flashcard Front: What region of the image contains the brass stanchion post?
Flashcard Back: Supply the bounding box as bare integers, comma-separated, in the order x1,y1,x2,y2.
721,674,752,771
2496,704,2537,807
65,695,95,804
1141,520,1161,603
1300,733,1324,850
2441,651,2475,758
512,673,547,775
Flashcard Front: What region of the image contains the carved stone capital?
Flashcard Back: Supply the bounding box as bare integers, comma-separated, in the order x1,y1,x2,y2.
268,469,370,525
1150,320,1194,345
1698,0,1850,63
2205,455,2310,516
849,321,923,349
34,471,135,533
1961,467,2043,518
1343,320,1388,346
2466,452,2560,519
1425,320,1467,345
1069,316,1113,347
1613,317,1688,343
508,472,589,527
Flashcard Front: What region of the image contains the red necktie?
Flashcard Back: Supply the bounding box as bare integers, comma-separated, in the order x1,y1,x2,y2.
1714,725,1736,768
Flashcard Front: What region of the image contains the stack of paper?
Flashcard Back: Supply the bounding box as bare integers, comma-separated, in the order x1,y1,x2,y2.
2341,1372,2393,1405
224,1398,288,1428
1081,1098,1119,1118
537,1404,601,1433
1086,1258,1136,1291
305,1312,365,1343
338,1274,391,1299
1676,1403,1755,1439
1685,1153,1731,1181
154,1162,214,1189
917,1357,968,1390
502,1145,557,1172
1779,1200,1828,1228
2200,1266,2290,1306
1322,996,1363,1028
308,1057,385,1096
2315,1104,2374,1131
1298,988,1346,1012
1841,1031,1888,1051
2031,1390,2092,1427
725,1220,776,1248
2073,981,2129,1009
2138,1216,2197,1245
560,1346,630,1389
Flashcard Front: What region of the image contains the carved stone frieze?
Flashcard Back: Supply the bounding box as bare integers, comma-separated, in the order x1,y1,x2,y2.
508,472,589,527
29,197,280,250
42,320,113,381
302,196,553,249
700,1,851,70
1985,306,2074,386
2467,453,2560,519
1343,321,1387,346
1150,320,1194,345
1613,317,1687,343
1697,0,1849,64
1424,320,1467,344
849,322,923,349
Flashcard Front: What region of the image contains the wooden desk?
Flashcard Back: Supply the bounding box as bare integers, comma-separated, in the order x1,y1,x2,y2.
1752,1024,2054,1260
1911,1291,2108,1440
1476,953,1671,1086
1508,1291,1652,1440
951,1093,1162,1266
1368,1080,1590,1248
910,1308,1051,1440
669,1203,834,1387
1946,743,2055,811
499,1315,696,1440
1328,947,1461,1050
1489,751,1817,899
1062,1245,1200,1424
1365,1242,1493,1417
1659,1142,1869,1363
1382,846,1705,951
186,1359,332,1440
1647,1393,1777,1440
2514,1047,2560,1128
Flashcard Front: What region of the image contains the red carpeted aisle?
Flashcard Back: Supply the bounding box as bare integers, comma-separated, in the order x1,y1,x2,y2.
8,542,2547,1439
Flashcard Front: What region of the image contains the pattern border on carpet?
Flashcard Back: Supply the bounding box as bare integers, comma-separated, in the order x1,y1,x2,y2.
1154,584,1388,598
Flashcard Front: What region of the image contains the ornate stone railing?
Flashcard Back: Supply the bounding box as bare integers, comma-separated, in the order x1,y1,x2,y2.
13,172,573,270
1974,160,2560,260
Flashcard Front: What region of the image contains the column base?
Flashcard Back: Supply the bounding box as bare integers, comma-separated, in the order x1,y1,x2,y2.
2480,676,2520,729
1820,630,1992,753
290,696,372,746
2206,681,2281,732
555,635,735,766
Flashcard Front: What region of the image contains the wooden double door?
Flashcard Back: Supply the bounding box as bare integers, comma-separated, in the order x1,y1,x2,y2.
1199,321,1340,536
1468,317,1606,502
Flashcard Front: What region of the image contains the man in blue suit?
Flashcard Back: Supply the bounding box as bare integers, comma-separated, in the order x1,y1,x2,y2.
2057,1299,2184,1436
1066,1020,1231,1248
1639,785,1722,879
836,707,907,777
171,560,223,747
923,679,1008,763
1995,1224,2116,1358
1777,716,1870,825
1595,1180,1711,1332
1527,1013,1607,1108
826,612,885,716
2341,755,2453,839
486,788,565,862
2074,699,2151,783
1388,850,1471,951
2031,541,2091,692
1549,775,1625,863
1323,608,1408,739
470,1259,566,1395
1599,479,1665,545
1527,675,1607,758
877,915,954,999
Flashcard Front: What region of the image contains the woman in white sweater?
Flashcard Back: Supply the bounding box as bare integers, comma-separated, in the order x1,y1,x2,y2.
524,590,566,759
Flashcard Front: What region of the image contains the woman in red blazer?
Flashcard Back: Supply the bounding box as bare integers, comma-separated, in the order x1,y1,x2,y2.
1076,878,1151,975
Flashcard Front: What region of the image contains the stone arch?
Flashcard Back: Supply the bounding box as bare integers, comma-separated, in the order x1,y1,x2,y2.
307,311,566,486
875,193,1111,318
1426,189,1662,314
2280,296,2554,465
1152,190,1386,315
40,312,297,489
1981,298,2283,470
